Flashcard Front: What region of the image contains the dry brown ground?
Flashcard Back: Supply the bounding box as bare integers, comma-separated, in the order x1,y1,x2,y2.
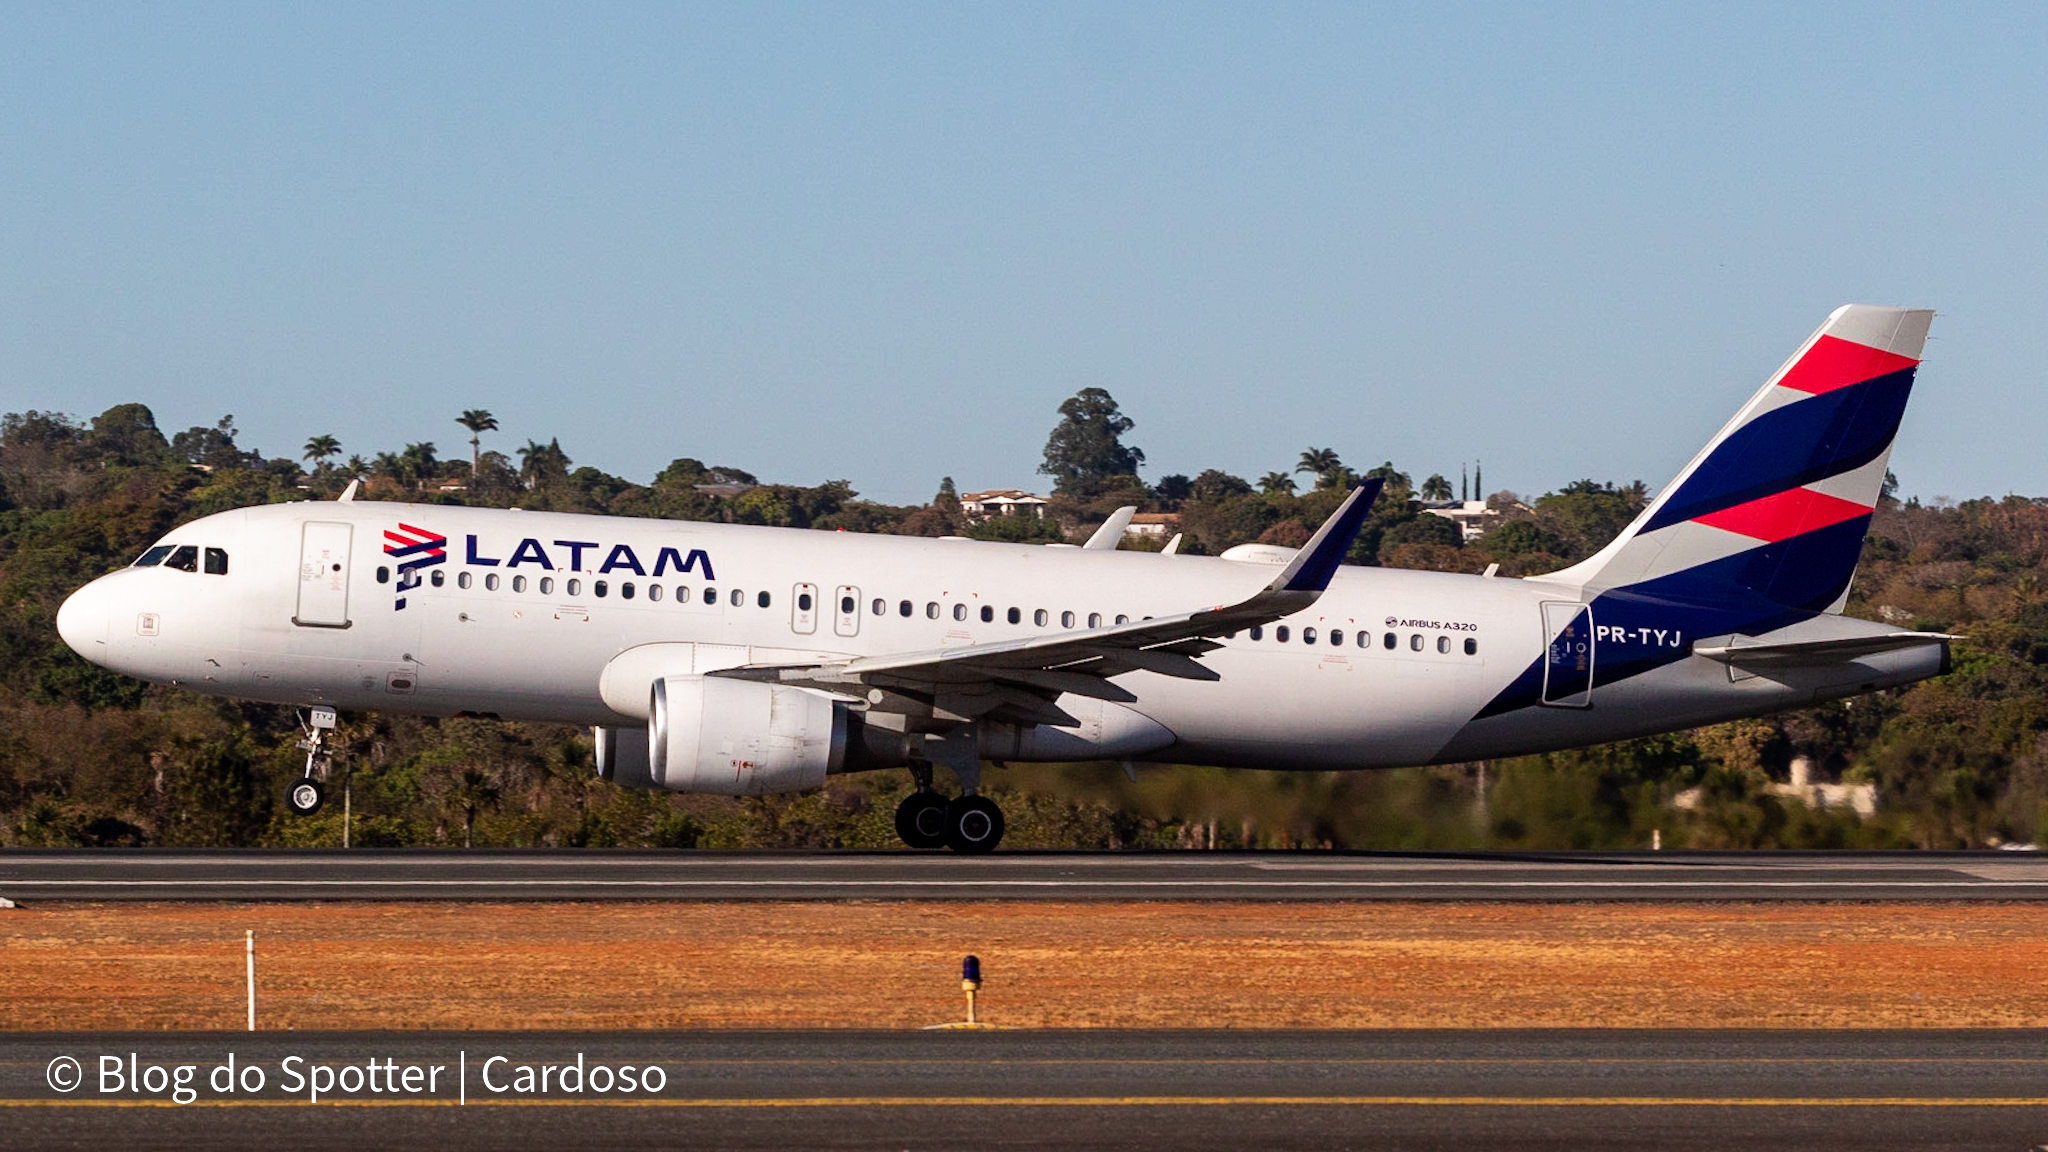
4,901,2047,1031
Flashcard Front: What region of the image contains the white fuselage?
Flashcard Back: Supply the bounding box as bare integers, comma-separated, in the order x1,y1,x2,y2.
56,501,1943,772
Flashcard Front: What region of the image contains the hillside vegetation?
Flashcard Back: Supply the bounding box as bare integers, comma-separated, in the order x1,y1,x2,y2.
3,400,2044,850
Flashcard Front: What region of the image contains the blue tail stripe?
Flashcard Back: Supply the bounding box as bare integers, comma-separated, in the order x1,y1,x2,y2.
1641,368,1914,533
1470,517,1870,720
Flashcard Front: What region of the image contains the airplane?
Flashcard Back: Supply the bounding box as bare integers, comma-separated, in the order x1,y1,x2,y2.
55,305,1948,852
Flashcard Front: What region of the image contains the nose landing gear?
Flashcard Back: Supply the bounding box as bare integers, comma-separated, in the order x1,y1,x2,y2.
285,705,338,817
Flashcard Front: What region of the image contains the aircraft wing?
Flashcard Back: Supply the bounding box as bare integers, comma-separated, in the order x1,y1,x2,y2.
723,480,1382,727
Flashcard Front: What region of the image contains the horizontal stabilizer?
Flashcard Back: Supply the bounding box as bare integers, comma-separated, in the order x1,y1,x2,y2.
1692,631,1955,668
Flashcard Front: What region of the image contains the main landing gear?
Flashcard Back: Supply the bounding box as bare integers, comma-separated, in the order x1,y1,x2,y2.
285,705,338,817
895,759,1006,853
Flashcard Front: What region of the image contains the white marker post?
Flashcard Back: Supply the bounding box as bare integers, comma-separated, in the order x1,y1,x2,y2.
245,930,255,1031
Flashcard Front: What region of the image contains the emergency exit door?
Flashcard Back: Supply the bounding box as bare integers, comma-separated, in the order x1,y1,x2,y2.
295,522,354,628
790,583,819,635
1541,601,1594,707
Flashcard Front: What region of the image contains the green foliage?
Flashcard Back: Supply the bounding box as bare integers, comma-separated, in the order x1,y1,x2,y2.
1039,387,1144,500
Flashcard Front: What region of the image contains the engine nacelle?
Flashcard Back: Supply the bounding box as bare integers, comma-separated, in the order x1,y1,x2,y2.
592,725,657,790
648,675,848,795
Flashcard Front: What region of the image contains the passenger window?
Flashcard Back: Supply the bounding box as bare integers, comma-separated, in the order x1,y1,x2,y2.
165,546,199,572
1383,632,1396,650
133,545,174,567
953,603,967,621
841,596,856,614
485,573,500,591
1330,629,1343,646
458,572,473,590
622,582,636,600
1088,613,1102,628
512,575,527,593
595,580,609,598
1115,615,1129,625
926,602,939,619
1007,608,1021,624
1276,625,1290,643
540,576,555,595
1464,637,1478,655
1302,627,1317,644
429,569,444,587
705,587,718,605
376,565,390,584
871,598,885,615
1034,609,1048,626
1061,610,1075,628
649,584,663,602
1249,625,1264,641
798,592,813,611
1410,634,1423,651
568,578,583,597
757,591,770,608
899,600,912,617
981,606,994,623
676,586,691,604
204,547,229,575
731,588,744,606
1357,631,1368,648
1437,635,1450,654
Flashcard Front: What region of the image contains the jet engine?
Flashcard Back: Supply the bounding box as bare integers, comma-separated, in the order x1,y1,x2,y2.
647,675,881,795
592,725,657,790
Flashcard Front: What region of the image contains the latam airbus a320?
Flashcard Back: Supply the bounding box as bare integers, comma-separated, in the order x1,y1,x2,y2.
57,306,1949,851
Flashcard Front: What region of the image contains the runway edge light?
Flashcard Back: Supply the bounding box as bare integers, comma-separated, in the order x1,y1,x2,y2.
924,953,1000,1030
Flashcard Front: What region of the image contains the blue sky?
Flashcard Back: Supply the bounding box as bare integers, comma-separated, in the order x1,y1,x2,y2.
3,3,2043,505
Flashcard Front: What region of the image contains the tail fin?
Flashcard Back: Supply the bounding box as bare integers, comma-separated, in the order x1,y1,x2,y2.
1540,305,1932,616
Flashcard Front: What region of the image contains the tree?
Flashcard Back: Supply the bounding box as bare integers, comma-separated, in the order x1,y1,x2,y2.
1152,474,1193,509
1258,471,1297,496
1039,388,1144,500
1296,448,1343,489
456,410,498,475
400,443,439,492
1421,473,1454,502
518,439,571,491
302,435,341,472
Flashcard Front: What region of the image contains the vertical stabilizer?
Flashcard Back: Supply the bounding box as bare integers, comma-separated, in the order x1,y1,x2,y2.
1536,305,1932,616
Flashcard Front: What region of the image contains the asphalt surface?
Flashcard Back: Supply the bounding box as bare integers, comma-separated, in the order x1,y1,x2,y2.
4,849,2048,901
5,1030,2047,1150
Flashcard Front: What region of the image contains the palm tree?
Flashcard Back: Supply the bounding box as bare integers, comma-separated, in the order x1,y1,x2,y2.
302,435,341,472
456,410,498,475
1420,473,1454,502
1296,447,1345,489
1258,471,1297,496
517,438,571,491
401,442,439,492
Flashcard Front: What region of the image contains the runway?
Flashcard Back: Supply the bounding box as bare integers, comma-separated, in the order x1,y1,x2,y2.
4,849,2048,902
4,1030,2045,1150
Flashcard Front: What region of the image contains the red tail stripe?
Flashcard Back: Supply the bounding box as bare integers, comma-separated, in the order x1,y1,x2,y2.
1692,487,1871,543
1776,334,1919,396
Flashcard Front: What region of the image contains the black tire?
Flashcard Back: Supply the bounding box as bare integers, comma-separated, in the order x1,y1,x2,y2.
944,794,1005,854
286,778,325,817
895,791,950,850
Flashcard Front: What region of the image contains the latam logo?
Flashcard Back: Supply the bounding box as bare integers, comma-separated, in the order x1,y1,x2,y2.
463,536,716,581
384,523,448,610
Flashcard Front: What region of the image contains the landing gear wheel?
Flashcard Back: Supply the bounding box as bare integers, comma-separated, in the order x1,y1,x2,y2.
895,791,950,850
286,778,325,817
944,794,1005,854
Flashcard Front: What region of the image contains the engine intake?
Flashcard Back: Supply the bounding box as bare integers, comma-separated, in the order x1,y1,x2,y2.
648,675,849,795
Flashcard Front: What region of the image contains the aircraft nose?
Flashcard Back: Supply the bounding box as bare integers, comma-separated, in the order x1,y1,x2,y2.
56,577,113,660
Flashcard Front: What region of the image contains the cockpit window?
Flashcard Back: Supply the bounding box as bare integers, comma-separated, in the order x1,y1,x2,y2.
163,545,199,572
133,545,174,568
204,547,229,575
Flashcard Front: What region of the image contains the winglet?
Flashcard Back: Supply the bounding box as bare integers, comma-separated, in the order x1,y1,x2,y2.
1083,507,1137,550
1268,479,1383,593
338,479,359,503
